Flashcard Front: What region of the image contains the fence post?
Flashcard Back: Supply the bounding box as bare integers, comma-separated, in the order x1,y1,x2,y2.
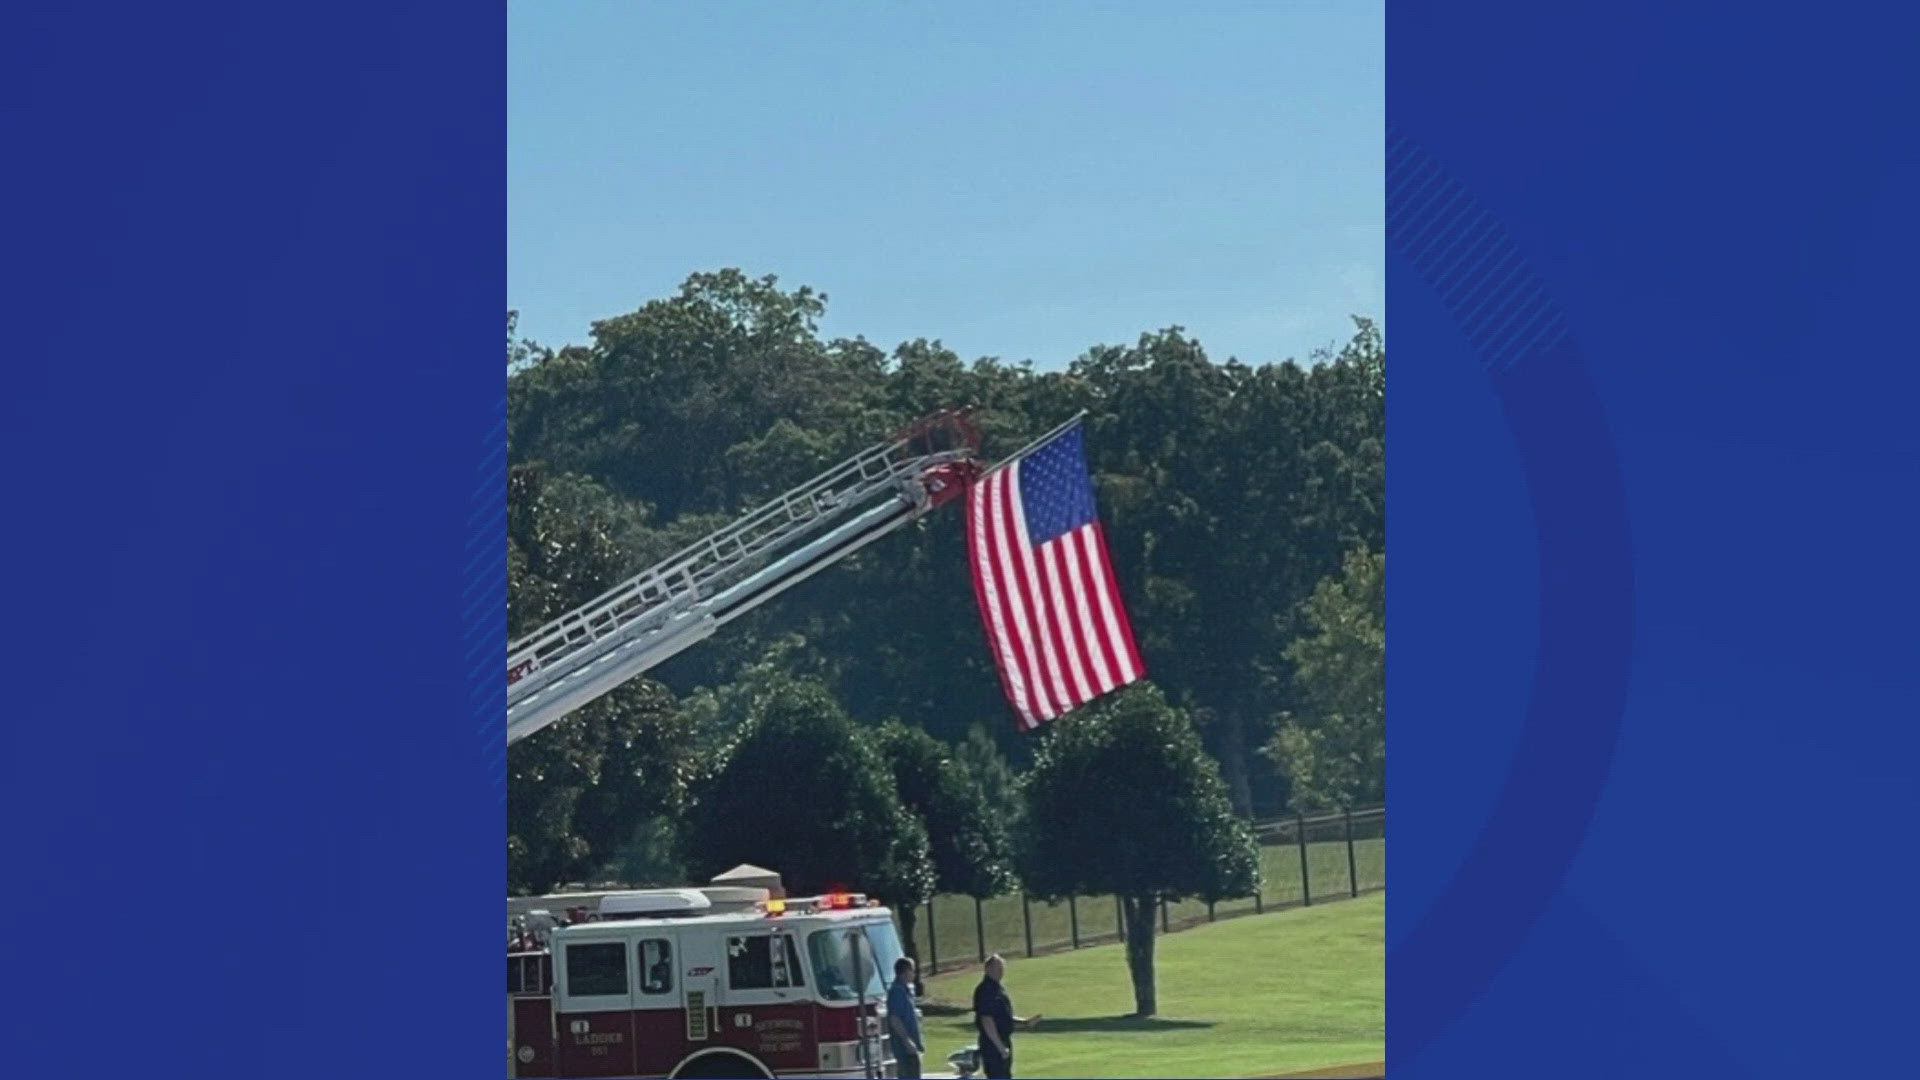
1160,897,1170,934
1022,894,1034,958
1208,900,1216,922
1069,897,1080,949
975,897,987,962
1297,812,1312,907
1344,806,1359,898
1116,896,1124,941
927,897,939,974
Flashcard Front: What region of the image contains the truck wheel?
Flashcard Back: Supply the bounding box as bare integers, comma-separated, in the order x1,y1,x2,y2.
672,1051,772,1079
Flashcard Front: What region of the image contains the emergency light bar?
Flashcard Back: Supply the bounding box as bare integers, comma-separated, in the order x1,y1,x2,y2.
761,893,873,916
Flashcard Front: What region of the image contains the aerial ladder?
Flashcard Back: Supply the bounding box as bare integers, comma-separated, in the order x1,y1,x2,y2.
506,411,984,745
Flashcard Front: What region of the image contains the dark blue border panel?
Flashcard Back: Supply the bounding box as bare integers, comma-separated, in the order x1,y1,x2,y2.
1391,2,1920,1076
2,4,502,1077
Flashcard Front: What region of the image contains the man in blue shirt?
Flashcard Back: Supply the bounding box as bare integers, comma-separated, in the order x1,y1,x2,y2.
886,956,924,1079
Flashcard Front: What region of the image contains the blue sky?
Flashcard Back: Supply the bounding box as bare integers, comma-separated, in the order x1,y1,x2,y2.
509,2,1382,370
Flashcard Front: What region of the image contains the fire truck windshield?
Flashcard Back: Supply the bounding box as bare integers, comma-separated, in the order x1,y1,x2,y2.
806,921,906,1002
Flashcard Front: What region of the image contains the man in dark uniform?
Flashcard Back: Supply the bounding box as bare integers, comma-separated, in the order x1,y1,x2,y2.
971,954,1039,1079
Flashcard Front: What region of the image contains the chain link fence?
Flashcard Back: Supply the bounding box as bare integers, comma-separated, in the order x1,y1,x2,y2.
907,805,1384,976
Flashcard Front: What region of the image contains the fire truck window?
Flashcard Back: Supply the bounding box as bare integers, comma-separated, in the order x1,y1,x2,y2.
565,942,629,998
639,939,673,995
808,924,901,1001
728,934,802,990
807,930,863,1000
727,935,773,989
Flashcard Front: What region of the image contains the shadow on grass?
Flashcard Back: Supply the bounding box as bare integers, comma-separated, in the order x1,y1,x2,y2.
1019,1015,1217,1034
923,1002,1215,1034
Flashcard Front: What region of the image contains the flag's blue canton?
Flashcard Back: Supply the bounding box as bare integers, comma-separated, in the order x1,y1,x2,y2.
1018,425,1097,546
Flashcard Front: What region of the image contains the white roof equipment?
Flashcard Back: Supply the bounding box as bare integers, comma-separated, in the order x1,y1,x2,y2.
597,888,713,920
698,886,772,913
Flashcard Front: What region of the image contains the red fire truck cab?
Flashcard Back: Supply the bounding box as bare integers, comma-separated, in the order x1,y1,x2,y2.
510,887,913,1079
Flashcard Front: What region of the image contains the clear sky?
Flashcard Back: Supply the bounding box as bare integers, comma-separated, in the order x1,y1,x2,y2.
509,2,1382,370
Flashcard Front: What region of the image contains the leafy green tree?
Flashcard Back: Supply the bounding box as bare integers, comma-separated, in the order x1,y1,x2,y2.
952,722,1025,833
507,679,693,894
1069,319,1385,817
1267,546,1384,811
508,309,546,373
873,722,1016,976
1019,684,1259,1017
679,679,936,907
506,465,656,640
677,634,843,760
505,458,699,894
874,723,1015,898
508,270,886,520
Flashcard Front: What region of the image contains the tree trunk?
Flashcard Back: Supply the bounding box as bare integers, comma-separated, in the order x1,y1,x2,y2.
898,904,925,994
1121,894,1158,1017
1219,711,1254,818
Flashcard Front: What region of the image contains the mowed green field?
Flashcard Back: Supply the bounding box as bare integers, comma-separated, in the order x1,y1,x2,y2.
909,837,1385,969
918,892,1384,1079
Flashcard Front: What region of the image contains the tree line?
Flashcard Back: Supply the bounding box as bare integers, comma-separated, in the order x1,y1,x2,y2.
506,270,1384,1015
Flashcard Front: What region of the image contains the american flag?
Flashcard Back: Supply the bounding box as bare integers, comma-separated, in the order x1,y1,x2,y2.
966,422,1144,730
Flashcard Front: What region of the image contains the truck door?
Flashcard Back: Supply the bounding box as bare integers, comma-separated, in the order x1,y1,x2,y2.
553,934,638,1077
628,934,683,1076
717,929,816,1074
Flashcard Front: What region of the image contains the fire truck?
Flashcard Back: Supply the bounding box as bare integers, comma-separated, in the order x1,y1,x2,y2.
509,885,913,1079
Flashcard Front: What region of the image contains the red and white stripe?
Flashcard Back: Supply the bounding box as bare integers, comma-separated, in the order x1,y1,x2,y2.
965,464,1144,730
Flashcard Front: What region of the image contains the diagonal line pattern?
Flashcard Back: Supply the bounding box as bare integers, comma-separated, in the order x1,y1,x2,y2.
1387,128,1571,373
466,388,509,802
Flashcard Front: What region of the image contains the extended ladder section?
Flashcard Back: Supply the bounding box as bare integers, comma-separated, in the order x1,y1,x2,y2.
506,414,979,745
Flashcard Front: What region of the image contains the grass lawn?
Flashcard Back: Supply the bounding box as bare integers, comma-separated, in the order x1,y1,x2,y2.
917,892,1383,1079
